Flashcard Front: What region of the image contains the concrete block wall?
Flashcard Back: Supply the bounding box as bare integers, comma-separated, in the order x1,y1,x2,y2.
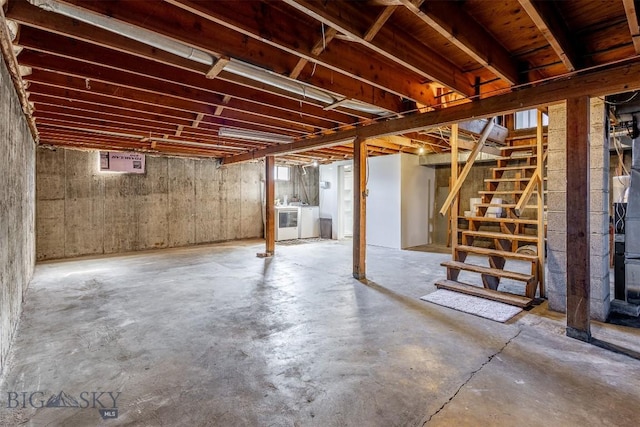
36,148,264,260
546,99,610,320
0,56,36,374
546,103,568,312
589,97,610,320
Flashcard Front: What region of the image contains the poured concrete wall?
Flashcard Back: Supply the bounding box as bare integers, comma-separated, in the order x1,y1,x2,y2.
0,57,36,374
36,148,263,260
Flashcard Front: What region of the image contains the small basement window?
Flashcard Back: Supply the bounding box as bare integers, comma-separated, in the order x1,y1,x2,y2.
515,109,549,130
275,165,290,181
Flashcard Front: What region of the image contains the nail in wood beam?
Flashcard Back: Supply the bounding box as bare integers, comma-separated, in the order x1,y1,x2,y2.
353,136,367,280
265,155,276,255
565,96,591,342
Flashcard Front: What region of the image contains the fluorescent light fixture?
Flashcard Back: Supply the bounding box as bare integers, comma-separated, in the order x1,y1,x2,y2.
29,0,393,117
149,137,245,150
218,127,294,144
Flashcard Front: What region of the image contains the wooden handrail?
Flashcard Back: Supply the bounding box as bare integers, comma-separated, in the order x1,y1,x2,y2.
439,118,495,216
514,170,541,216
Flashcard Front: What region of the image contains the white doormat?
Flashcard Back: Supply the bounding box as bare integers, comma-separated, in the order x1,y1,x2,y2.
421,289,523,323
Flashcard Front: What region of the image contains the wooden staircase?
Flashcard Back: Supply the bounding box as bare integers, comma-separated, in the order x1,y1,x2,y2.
437,141,547,307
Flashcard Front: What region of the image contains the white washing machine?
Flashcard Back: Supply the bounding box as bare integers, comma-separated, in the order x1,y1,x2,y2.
275,206,299,241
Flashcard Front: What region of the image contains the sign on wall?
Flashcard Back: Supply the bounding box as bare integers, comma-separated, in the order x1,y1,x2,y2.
99,152,145,174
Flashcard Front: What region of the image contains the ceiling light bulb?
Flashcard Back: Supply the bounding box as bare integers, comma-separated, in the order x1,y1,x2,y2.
418,146,425,155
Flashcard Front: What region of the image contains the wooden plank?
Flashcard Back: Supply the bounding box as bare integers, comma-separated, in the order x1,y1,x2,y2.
515,170,541,216
435,280,533,308
462,216,539,225
353,137,367,280
440,119,495,216
441,261,534,282
159,0,411,110
462,230,539,243
265,156,276,255
282,0,475,97
517,0,579,72
485,177,547,183
400,0,519,85
451,123,459,257
565,96,591,341
622,0,640,54
493,165,538,171
478,190,545,195
536,109,546,298
456,245,539,262
205,56,229,79
364,6,398,42
221,57,640,164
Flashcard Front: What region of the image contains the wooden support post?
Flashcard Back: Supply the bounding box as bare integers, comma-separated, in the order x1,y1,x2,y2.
265,156,276,256
536,109,546,297
451,123,459,258
566,97,591,342
353,137,367,280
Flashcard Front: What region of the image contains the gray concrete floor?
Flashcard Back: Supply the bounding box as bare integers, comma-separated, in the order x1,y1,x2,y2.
1,239,640,426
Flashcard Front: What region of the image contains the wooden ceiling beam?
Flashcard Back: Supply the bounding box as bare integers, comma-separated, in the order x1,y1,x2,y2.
60,0,409,112
282,0,475,97
33,104,239,144
30,95,195,128
622,0,640,54
8,3,371,123
36,119,250,153
14,26,360,124
18,50,332,132
222,57,640,164
399,0,519,85
25,77,311,136
517,0,580,72
364,6,398,42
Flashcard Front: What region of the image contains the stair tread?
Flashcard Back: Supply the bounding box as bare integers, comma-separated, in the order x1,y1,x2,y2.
479,190,547,194
434,280,533,308
460,216,540,225
441,260,535,282
461,230,539,242
456,245,538,262
499,143,547,151
475,203,543,209
485,177,548,182
492,165,538,171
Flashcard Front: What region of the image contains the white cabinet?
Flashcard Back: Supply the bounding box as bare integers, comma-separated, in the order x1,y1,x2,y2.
299,206,320,238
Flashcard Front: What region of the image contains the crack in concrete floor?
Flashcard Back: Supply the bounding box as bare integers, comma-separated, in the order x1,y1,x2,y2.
422,329,523,425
